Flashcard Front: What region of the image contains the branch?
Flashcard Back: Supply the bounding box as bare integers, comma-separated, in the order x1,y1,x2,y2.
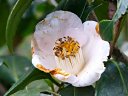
108,1,128,64
0,83,6,96
112,46,128,64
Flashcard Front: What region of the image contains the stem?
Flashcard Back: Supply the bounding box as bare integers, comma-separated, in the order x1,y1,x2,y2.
112,20,121,46
49,77,61,87
0,83,6,96
57,83,64,93
86,0,99,21
91,10,99,22
110,17,122,55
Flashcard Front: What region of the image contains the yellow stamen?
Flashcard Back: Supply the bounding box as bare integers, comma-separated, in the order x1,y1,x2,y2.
53,36,80,60
53,36,84,75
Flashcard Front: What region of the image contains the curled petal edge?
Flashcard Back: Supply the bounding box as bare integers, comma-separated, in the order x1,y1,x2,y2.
36,64,70,76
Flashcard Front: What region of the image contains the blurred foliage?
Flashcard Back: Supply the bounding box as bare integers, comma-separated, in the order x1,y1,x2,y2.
59,85,95,96
10,79,51,96
0,55,33,88
93,0,109,21
96,61,128,96
4,67,60,96
0,0,9,47
99,20,114,41
0,0,128,96
6,0,34,53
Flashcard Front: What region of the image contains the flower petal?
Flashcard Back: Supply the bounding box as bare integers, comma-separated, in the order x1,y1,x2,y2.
53,21,110,87
31,38,56,71
32,11,85,71
71,21,110,87
51,72,78,85
82,21,110,63
32,11,110,87
53,42,109,87
34,11,86,53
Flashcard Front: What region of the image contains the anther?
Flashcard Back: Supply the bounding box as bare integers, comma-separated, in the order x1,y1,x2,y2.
53,36,80,60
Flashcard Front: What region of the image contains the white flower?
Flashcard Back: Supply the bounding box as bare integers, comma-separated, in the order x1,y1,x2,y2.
31,11,110,87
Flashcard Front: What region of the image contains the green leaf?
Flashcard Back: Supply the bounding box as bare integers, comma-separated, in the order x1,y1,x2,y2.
10,79,51,96
59,85,95,96
99,20,114,41
95,61,128,96
57,0,98,22
93,0,108,21
45,79,55,92
11,89,40,96
0,0,9,47
4,67,52,96
0,55,33,90
112,0,128,22
4,63,60,96
6,0,33,53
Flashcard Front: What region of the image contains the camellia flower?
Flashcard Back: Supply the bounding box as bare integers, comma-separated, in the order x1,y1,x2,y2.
31,11,110,87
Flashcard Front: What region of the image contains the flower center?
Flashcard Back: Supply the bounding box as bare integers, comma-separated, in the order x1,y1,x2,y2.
53,36,84,75
53,36,80,59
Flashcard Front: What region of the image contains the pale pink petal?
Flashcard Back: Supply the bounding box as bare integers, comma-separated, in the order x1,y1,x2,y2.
32,10,85,71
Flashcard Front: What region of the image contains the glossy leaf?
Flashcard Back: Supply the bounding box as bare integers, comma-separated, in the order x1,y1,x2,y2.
3,61,60,96
59,85,95,96
4,67,59,96
10,79,51,96
0,55,33,89
112,0,128,22
99,20,114,41
6,0,33,53
95,61,128,96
